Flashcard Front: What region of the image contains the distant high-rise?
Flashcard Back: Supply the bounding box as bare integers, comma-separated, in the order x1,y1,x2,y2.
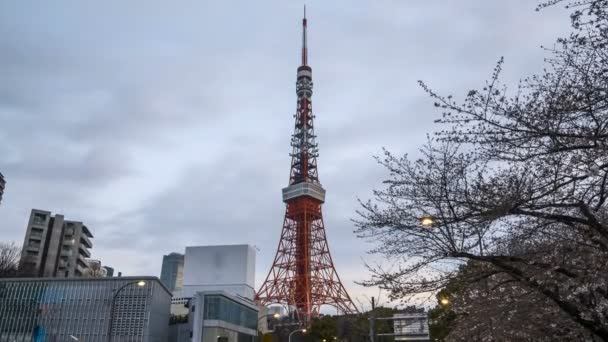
160,252,184,293
19,209,94,278
0,172,5,205
103,265,115,277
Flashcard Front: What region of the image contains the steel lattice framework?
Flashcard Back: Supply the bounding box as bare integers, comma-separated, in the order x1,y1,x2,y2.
256,9,359,324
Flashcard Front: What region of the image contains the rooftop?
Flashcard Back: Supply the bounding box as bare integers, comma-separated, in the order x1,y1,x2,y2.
0,276,172,296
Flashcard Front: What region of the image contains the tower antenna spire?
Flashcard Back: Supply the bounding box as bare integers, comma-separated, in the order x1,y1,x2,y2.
302,5,308,66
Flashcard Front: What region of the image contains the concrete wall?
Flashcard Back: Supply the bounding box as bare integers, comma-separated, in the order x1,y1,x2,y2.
42,215,64,277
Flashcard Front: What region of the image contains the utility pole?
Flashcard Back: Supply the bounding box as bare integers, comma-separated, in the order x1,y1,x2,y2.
369,297,375,342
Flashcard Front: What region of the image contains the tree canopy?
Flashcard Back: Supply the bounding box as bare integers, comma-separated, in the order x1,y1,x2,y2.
356,1,608,339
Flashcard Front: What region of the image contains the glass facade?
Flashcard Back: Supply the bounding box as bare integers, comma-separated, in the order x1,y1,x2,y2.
190,292,258,342
203,295,257,330
0,277,171,342
160,253,184,293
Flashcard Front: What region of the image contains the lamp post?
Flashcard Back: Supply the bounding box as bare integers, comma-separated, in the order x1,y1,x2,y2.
257,312,281,332
288,328,306,342
106,280,146,342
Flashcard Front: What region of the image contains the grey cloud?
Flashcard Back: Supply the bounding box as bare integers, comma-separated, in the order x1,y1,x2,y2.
0,0,573,304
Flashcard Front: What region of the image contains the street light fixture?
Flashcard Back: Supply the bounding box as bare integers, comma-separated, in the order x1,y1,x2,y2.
106,280,147,342
288,328,307,342
257,311,283,336
440,297,450,305
419,216,435,227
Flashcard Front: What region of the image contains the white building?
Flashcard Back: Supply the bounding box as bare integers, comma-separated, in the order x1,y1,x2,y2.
182,245,256,300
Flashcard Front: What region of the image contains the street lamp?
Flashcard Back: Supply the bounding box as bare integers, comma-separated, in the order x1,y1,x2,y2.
288,328,307,342
419,216,435,227
440,297,450,305
257,312,282,333
106,280,146,342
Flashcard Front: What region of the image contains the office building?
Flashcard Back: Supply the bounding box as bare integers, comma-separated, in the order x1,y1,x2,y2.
182,245,255,299
19,209,94,278
161,252,184,292
103,266,115,277
393,312,431,341
0,171,5,205
0,276,171,342
189,291,258,342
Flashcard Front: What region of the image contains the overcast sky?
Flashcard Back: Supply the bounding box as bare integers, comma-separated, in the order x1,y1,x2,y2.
0,1,572,309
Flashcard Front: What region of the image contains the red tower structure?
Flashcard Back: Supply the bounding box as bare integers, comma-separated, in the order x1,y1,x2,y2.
256,9,359,324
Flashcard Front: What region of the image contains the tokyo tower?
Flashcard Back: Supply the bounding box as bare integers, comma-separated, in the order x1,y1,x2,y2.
256,8,359,324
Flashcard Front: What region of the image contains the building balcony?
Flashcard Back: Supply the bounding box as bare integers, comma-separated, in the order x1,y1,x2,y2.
77,254,90,269
78,245,91,258
29,229,44,239
80,233,92,248
25,245,39,252
82,225,93,238
22,255,38,263
75,263,87,275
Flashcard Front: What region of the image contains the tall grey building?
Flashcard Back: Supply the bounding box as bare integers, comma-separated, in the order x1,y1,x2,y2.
160,252,184,293
19,209,94,278
0,171,5,205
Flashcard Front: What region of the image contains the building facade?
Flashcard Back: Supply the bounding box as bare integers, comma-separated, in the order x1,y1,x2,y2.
0,171,5,206
161,252,184,293
0,276,171,342
189,291,258,342
19,209,94,278
182,245,255,299
393,312,431,341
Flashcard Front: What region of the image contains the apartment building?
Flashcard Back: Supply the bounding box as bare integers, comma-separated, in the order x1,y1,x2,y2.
20,209,94,278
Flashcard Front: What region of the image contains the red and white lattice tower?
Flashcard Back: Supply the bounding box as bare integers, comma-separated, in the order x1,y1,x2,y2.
256,8,359,324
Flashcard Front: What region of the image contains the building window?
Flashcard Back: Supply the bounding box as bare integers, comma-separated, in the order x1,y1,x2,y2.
204,295,257,330
33,213,46,224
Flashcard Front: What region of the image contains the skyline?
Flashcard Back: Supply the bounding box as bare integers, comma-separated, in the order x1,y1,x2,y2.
0,1,572,309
